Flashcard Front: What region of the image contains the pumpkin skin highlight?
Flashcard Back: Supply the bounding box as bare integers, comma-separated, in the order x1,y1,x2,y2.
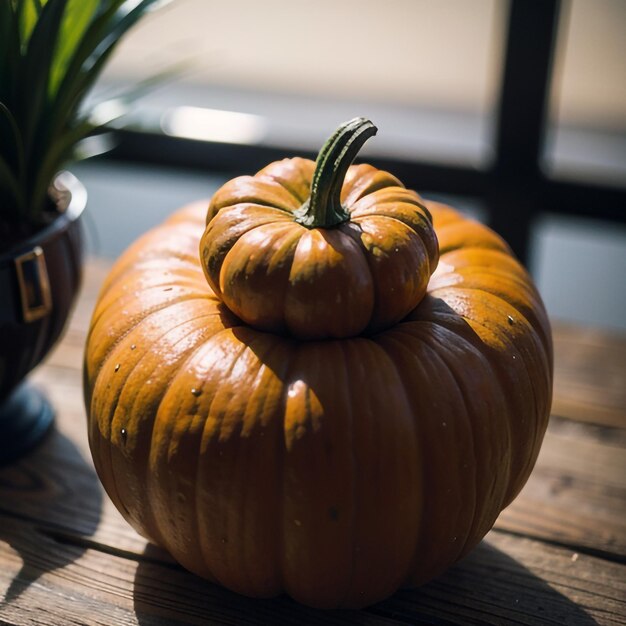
84,125,553,609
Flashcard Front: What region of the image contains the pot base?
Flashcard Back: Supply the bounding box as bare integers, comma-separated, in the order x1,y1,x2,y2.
0,383,54,466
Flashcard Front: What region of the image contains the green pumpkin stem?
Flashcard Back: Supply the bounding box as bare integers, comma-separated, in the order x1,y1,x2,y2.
295,117,378,228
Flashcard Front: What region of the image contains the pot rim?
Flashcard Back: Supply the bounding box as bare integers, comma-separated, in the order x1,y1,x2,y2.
0,171,87,263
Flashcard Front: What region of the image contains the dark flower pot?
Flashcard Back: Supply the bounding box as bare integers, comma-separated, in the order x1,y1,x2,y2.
0,172,85,464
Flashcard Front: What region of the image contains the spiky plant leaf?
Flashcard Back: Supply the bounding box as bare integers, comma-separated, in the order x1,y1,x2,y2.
0,0,169,235
19,0,68,158
16,0,46,50
0,4,20,108
48,0,99,98
0,102,24,186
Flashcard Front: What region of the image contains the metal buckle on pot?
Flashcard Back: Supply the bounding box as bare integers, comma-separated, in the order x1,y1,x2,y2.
14,246,52,323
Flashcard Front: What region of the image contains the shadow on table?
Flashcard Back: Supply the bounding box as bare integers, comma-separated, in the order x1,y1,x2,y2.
0,424,103,603
131,539,596,625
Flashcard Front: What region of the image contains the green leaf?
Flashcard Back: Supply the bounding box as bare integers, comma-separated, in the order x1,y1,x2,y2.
47,1,123,109
48,0,99,99
0,153,25,217
16,0,47,51
0,3,20,104
0,102,25,181
29,118,93,215
42,0,166,174
56,0,165,109
1,0,169,222
18,0,68,152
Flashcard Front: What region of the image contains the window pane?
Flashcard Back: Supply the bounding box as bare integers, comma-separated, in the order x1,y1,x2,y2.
99,0,504,164
545,0,626,183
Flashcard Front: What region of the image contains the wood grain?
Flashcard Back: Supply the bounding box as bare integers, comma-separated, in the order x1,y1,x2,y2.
1,512,623,626
496,417,626,560
552,323,626,429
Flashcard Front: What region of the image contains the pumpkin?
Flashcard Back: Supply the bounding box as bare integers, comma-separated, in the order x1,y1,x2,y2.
84,118,553,609
200,118,438,339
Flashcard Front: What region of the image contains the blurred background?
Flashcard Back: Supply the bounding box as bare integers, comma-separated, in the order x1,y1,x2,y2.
76,0,625,331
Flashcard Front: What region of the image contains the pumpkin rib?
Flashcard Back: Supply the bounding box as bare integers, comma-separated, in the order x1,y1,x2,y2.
437,246,528,274
134,322,219,548
463,313,546,508
207,176,301,223
374,327,478,585
430,284,541,332
429,328,512,558
91,309,220,546
95,306,220,433
231,332,291,596
100,256,203,301
87,295,229,387
436,222,511,257
192,334,250,588
217,221,305,332
351,210,438,270
348,188,435,247
342,165,404,206
201,205,295,298
93,257,215,315
344,215,432,333
348,191,429,221
346,331,426,597
348,191,430,224
283,340,359,606
190,328,276,593
405,290,548,491
92,273,209,331
428,289,549,504
349,338,422,606
256,157,315,205
467,290,551,473
383,320,509,566
429,278,551,359
163,329,254,585
424,200,468,230
184,327,294,594
286,228,376,340
431,266,539,300
271,336,294,598
238,333,294,596
335,340,359,608
87,296,232,397
431,246,552,358
104,222,204,277
439,285,552,411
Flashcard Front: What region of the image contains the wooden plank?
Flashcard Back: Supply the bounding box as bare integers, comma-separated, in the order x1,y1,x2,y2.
0,400,151,560
375,529,626,625
1,512,623,625
552,323,626,429
0,513,398,626
496,417,626,560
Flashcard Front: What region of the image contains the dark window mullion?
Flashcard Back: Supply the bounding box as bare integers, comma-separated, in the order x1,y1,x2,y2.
488,0,562,264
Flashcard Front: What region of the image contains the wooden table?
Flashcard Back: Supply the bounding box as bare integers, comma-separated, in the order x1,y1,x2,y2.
1,259,625,625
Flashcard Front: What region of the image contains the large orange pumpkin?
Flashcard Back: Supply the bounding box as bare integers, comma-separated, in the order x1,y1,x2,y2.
84,118,553,609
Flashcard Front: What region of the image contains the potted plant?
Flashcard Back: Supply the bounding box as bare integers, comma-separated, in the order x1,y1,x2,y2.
0,0,165,464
